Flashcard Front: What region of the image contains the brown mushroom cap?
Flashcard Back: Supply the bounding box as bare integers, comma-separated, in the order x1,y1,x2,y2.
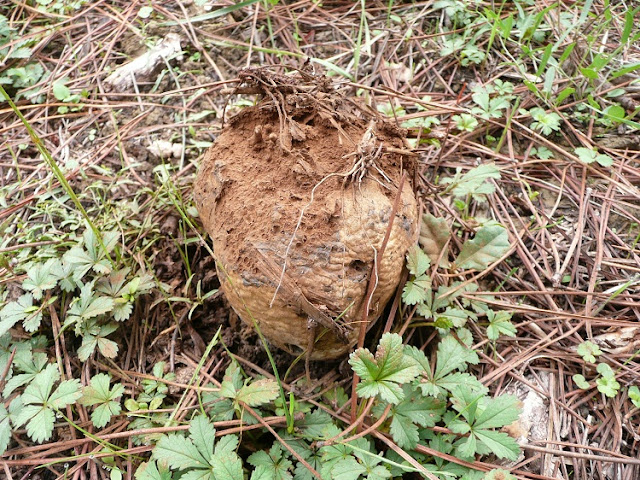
194,104,418,359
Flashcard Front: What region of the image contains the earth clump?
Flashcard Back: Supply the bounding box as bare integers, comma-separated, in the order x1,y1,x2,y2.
194,68,419,359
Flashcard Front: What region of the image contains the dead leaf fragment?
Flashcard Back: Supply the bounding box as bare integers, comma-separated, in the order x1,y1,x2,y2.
419,213,450,267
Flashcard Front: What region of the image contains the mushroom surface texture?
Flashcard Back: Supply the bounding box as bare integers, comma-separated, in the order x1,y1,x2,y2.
194,69,419,360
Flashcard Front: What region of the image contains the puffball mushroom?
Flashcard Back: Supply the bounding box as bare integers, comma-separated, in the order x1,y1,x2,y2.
194,71,418,360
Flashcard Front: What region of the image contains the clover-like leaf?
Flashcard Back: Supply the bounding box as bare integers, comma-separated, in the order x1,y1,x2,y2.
573,374,590,390
577,341,602,364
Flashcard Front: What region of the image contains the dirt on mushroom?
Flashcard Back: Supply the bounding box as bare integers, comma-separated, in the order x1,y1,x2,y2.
194,67,419,360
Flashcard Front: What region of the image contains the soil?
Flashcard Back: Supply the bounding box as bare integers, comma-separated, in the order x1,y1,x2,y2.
194,69,419,360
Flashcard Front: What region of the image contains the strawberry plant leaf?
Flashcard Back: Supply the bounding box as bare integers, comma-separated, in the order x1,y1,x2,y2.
406,245,430,277
383,385,444,449
14,363,81,442
349,333,421,404
3,350,48,397
331,457,367,480
473,429,520,460
486,310,516,340
210,450,243,480
0,405,11,455
248,443,292,479
65,282,115,328
79,373,124,428
0,293,42,337
435,336,479,379
456,224,510,270
22,259,60,300
401,274,430,305
235,378,279,407
442,163,500,199
134,461,174,480
189,415,215,461
153,433,209,470
473,395,520,430
48,379,83,409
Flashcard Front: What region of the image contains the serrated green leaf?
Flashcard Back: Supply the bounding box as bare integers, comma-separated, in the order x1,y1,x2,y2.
97,336,119,359
455,433,477,460
236,379,279,407
443,164,501,198
83,295,115,319
435,336,479,379
80,374,124,428
434,372,486,397
47,379,81,409
180,470,212,480
449,384,481,423
473,430,520,460
402,277,429,305
22,363,59,404
0,293,41,337
248,444,292,479
136,461,174,480
210,451,243,480
250,465,272,480
63,247,95,281
25,407,56,443
219,362,242,398
23,259,60,300
300,409,333,438
153,434,209,470
486,310,516,340
440,307,473,329
248,450,272,468
214,434,238,455
3,351,48,397
66,283,115,327
78,336,98,361
349,333,420,404
80,373,111,403
396,391,443,427
474,395,520,430
91,402,121,429
331,457,366,480
9,47,32,59
0,405,11,455
456,225,510,270
389,410,419,449
189,415,215,461
406,245,430,277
